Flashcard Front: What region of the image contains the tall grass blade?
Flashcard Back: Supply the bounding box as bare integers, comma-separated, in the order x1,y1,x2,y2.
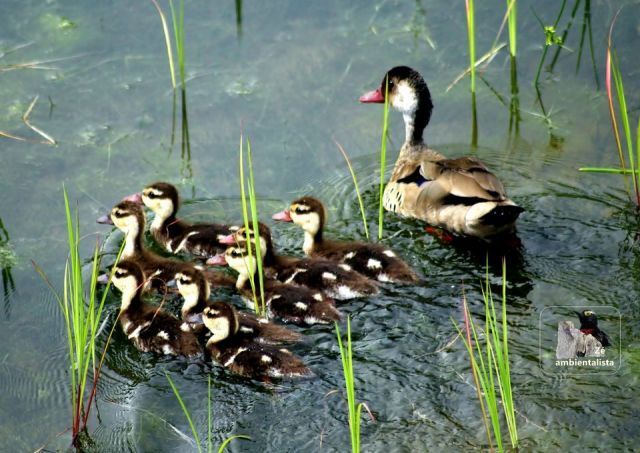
452,259,518,451
217,435,251,453
246,138,266,314
238,136,257,310
336,317,365,453
150,0,176,89
506,0,517,57
377,78,390,240
33,186,120,446
166,372,202,453
464,0,476,94
334,140,369,239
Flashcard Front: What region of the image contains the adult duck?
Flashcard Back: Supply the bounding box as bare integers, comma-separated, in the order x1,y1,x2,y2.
360,66,523,239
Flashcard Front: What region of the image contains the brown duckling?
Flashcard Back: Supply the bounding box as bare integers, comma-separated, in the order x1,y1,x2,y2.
216,222,379,300
174,266,302,344
213,243,341,325
360,66,523,239
141,182,235,258
110,260,201,357
98,200,235,291
203,302,310,380
273,197,418,283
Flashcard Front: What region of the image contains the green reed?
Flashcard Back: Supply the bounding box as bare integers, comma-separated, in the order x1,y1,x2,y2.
453,260,518,452
169,0,186,88
33,187,121,447
377,78,390,240
506,0,517,57
238,135,266,316
579,15,640,205
334,140,369,239
335,317,366,453
150,0,176,89
464,0,476,94
166,373,250,452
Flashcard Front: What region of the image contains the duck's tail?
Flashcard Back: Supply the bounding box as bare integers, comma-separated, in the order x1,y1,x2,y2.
480,205,525,226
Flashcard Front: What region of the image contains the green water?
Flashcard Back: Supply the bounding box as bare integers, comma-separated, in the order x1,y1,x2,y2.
1,0,639,451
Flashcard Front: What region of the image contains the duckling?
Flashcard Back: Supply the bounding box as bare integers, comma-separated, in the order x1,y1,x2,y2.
214,243,341,325
203,303,310,380
575,310,611,348
360,66,523,239
217,223,379,300
140,182,234,258
273,197,418,283
110,260,201,357
174,266,302,344
98,200,235,291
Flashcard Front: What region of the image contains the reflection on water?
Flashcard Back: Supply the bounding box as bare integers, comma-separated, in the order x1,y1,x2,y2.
0,218,16,319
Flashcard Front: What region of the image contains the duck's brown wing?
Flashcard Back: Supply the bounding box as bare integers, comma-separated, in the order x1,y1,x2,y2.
428,157,506,201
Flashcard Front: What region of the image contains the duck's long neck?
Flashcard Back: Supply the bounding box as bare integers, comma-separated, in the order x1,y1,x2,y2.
403,92,433,146
123,225,143,259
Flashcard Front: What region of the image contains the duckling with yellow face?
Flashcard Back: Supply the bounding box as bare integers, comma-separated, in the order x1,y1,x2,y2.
110,260,201,357
141,182,235,258
215,242,341,325
217,222,379,300
274,197,418,283
174,266,302,344
98,200,235,291
202,302,310,380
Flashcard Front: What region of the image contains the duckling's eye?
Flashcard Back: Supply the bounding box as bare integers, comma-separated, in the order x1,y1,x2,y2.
178,278,190,285
231,250,242,258
115,270,126,278
294,207,308,214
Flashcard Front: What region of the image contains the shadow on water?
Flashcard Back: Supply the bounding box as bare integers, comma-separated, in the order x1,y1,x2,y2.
0,218,16,319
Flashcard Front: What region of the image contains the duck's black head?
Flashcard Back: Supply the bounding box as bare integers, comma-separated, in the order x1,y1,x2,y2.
142,181,180,219
360,66,433,144
202,301,239,343
575,310,600,329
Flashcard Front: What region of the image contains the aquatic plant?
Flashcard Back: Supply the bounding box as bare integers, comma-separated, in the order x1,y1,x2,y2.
506,0,517,57
33,188,121,447
453,260,518,452
464,0,476,94
579,13,640,205
238,135,266,316
169,0,186,89
377,78,390,240
335,317,368,453
334,139,370,239
166,373,250,452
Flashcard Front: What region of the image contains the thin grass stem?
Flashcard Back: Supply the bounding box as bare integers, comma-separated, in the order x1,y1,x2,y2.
166,372,202,453
377,78,390,240
334,139,369,239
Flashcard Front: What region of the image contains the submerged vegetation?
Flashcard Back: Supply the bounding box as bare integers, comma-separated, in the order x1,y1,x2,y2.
454,261,518,452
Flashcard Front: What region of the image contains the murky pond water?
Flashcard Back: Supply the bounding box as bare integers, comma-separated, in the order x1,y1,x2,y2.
1,0,639,451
